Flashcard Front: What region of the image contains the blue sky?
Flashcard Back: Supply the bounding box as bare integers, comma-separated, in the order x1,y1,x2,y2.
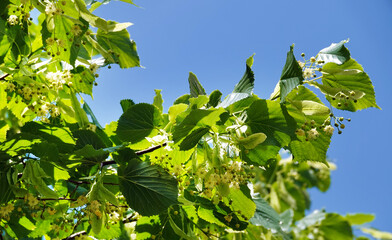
86,0,392,233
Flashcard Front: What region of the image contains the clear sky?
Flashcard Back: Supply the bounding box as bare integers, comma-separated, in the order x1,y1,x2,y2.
85,0,392,233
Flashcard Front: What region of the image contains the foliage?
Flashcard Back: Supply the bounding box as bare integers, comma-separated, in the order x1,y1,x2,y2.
0,1,389,240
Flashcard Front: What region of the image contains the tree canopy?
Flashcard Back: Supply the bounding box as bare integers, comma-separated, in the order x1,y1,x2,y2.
0,0,390,240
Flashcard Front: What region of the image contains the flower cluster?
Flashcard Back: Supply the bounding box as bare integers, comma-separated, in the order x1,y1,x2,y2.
0,204,15,220
298,54,325,80
330,90,363,108
45,37,68,56
25,193,39,208
87,200,102,219
46,70,72,91
295,120,321,141
44,0,62,16
7,15,18,25
195,161,253,200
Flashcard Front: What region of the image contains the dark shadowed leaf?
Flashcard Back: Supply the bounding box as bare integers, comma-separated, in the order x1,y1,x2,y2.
188,72,206,98
118,158,178,216
116,103,162,143
246,99,295,147
120,99,135,113
279,45,304,103
207,90,222,108
179,127,210,150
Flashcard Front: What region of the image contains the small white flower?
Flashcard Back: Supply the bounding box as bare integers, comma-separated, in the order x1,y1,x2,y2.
296,129,305,137
89,63,99,73
8,15,18,25
146,134,168,145
45,1,58,15
71,24,82,36
172,165,183,176
303,68,315,79
307,128,319,140
323,125,334,135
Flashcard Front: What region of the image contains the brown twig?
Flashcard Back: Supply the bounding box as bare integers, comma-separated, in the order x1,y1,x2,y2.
0,73,9,81
17,197,77,201
67,179,119,185
101,142,167,167
63,212,138,240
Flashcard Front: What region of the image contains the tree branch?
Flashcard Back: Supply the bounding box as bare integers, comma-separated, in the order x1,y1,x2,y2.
0,73,9,81
64,213,137,240
67,179,118,185
101,142,167,167
17,197,77,201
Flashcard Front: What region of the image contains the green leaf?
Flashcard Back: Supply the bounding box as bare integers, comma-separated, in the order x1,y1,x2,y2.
361,228,392,240
83,102,103,129
174,94,191,105
236,133,267,149
207,90,222,108
168,104,188,123
290,134,330,163
188,72,206,98
345,213,375,225
96,25,140,68
246,99,295,147
173,108,225,143
296,210,326,230
28,220,51,238
74,0,133,32
73,129,107,150
279,45,304,103
116,103,162,143
120,99,135,112
74,144,108,162
135,215,162,239
250,197,289,239
179,127,210,151
213,202,249,230
0,171,14,204
70,91,90,128
167,212,194,240
289,100,330,116
319,213,353,240
197,207,225,227
250,197,280,229
153,89,164,112
21,122,75,153
286,86,331,163
219,92,252,109
233,57,255,94
118,158,179,216
317,39,350,65
218,56,255,108
89,177,119,206
21,161,59,198
242,144,280,165
319,59,380,111
246,53,255,67
229,187,256,220
0,133,42,157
